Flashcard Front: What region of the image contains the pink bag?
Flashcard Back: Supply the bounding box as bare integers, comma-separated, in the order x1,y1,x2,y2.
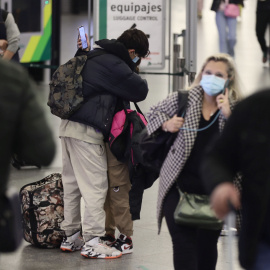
224,4,240,18
109,105,147,162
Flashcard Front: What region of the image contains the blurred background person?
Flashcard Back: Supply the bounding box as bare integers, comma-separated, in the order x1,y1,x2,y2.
202,88,270,270
0,58,56,251
211,0,244,57
256,0,270,63
0,8,20,62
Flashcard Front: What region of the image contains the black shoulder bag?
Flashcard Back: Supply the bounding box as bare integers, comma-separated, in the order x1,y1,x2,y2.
139,91,188,173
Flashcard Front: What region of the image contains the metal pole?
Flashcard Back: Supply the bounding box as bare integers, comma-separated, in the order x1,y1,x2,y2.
173,34,180,92
50,0,61,77
88,0,92,47
93,0,98,42
185,0,197,85
168,0,172,94
179,30,186,90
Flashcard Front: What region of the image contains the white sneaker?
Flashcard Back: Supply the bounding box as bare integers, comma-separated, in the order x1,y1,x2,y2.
81,237,122,259
60,231,84,252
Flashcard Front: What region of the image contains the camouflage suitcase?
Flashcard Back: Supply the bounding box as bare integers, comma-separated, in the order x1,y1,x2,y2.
20,173,65,248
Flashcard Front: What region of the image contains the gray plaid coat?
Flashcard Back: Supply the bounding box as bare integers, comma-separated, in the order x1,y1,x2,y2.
146,86,234,232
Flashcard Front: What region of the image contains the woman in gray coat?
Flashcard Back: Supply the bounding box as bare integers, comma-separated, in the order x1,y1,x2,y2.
146,53,242,270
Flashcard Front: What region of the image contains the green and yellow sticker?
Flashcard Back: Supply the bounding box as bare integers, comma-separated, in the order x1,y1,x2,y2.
21,1,52,63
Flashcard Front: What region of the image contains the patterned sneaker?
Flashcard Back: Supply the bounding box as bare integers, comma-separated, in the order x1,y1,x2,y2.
81,237,122,259
100,234,116,246
112,233,133,254
60,231,84,252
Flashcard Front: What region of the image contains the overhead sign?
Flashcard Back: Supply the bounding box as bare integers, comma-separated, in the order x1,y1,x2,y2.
97,0,166,69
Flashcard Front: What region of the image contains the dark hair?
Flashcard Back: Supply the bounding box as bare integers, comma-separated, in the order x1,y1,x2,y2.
117,28,150,58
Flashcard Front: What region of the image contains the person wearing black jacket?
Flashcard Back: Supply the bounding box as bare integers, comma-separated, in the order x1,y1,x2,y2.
59,28,149,259
0,58,56,252
211,0,244,57
201,88,270,269
256,0,270,63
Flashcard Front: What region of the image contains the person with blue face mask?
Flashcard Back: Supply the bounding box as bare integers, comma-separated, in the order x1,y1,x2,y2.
200,74,226,97
146,53,243,270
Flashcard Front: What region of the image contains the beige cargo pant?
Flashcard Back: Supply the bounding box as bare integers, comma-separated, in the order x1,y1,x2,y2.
104,143,133,237
61,137,108,241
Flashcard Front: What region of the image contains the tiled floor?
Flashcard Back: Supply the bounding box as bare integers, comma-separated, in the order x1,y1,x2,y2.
1,0,270,269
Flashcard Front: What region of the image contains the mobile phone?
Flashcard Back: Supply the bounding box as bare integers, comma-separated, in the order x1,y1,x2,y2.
223,79,230,94
78,26,88,50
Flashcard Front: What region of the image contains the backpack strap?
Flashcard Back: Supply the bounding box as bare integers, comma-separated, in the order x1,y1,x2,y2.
177,90,189,118
133,102,144,116
122,101,146,119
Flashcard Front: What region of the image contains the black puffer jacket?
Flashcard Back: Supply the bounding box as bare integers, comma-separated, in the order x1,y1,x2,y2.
69,39,149,140
211,0,244,12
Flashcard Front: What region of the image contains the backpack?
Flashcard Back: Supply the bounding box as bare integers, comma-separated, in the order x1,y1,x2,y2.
20,173,65,248
48,50,107,119
108,103,159,220
108,103,147,162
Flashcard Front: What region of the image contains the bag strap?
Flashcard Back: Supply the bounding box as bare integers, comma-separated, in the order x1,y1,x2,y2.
122,101,145,119
177,90,189,118
133,102,144,115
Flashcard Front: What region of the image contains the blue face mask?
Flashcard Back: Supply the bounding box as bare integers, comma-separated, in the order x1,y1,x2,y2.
132,56,140,63
200,75,226,96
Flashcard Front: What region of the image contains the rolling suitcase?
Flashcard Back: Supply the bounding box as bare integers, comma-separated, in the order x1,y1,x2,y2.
20,173,65,248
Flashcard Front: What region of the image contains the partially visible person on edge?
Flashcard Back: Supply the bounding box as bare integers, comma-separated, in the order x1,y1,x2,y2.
0,58,55,232
256,0,270,63
211,0,244,57
0,8,20,62
146,53,242,270
59,28,149,259
201,88,270,270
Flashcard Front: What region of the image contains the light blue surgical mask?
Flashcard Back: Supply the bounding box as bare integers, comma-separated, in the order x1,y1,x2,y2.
200,75,226,96
132,56,140,63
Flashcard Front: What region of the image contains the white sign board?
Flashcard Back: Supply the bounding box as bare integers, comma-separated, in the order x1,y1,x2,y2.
96,0,166,69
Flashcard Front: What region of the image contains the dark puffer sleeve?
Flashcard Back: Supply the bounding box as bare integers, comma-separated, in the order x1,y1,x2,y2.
83,53,149,103
16,71,56,166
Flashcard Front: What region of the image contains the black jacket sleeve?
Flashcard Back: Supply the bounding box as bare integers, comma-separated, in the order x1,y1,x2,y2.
83,53,149,103
16,73,56,166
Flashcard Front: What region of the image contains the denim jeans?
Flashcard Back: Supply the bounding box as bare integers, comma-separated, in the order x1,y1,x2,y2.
249,242,270,270
215,11,237,57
